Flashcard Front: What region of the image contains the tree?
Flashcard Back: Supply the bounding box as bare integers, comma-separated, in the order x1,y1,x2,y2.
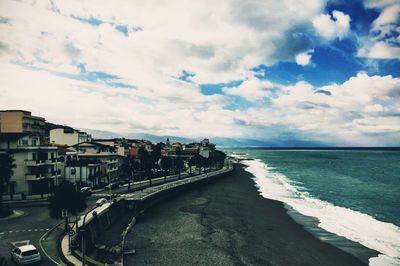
213,150,227,169
0,153,15,216
139,147,153,185
160,156,172,183
151,143,163,174
197,154,210,173
121,156,139,192
188,156,196,175
175,147,183,179
48,181,87,219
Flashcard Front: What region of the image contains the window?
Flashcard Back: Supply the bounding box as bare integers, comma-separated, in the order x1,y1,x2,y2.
22,249,38,256
32,153,37,161
32,139,37,146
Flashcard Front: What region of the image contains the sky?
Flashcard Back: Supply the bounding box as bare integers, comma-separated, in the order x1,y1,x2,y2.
0,0,399,146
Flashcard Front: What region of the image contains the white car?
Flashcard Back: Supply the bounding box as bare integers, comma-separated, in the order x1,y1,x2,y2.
96,198,108,207
10,244,41,265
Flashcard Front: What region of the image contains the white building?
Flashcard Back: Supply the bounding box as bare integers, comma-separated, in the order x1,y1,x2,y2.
64,160,102,188
0,133,61,195
50,127,91,146
72,142,120,181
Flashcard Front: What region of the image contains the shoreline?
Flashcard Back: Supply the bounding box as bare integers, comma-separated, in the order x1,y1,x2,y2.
124,164,377,265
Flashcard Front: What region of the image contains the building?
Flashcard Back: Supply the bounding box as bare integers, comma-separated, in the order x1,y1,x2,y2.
72,142,121,182
0,110,46,141
94,138,126,156
64,159,102,188
50,127,91,146
199,139,216,158
0,133,61,195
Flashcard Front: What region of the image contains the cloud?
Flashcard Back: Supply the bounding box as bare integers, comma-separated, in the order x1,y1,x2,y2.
222,78,275,101
358,2,400,60
232,73,400,145
295,50,314,65
312,10,351,40
358,41,400,59
0,0,399,145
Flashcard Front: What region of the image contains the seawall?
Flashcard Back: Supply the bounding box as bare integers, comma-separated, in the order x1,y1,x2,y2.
60,163,234,265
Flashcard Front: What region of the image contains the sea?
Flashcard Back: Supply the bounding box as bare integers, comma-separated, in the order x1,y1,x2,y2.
225,148,400,266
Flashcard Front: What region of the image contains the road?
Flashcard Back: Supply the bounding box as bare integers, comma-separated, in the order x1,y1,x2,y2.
0,197,98,266
0,205,58,265
0,168,215,265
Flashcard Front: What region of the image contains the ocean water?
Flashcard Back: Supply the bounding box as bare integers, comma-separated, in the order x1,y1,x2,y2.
225,148,400,265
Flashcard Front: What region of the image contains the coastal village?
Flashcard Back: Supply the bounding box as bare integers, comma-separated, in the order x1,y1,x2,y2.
0,110,232,266
0,109,226,199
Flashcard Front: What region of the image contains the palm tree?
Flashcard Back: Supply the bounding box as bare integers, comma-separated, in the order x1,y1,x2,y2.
0,153,16,215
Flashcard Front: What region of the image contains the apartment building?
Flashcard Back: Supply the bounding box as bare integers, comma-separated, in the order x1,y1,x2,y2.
0,133,61,195
0,110,46,141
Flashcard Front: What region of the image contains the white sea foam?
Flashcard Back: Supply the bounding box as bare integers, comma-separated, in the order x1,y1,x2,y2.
242,158,400,266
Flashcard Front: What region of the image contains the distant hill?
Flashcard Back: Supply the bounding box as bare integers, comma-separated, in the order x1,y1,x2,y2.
80,128,326,148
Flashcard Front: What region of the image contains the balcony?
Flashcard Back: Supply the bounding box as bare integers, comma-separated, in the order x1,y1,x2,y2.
107,158,119,164
45,159,57,165
25,173,45,180
45,172,60,179
25,160,45,166
106,167,118,173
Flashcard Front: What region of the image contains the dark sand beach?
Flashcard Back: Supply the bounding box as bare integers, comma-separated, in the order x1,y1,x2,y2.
124,165,374,265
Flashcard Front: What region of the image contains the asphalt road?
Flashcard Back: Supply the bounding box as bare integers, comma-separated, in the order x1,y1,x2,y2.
0,170,199,265
0,197,98,266
0,205,57,266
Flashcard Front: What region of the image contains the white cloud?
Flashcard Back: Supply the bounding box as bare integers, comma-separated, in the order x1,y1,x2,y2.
0,0,399,145
312,10,351,40
358,2,400,60
223,78,275,101
233,73,400,145
358,41,400,59
295,50,313,65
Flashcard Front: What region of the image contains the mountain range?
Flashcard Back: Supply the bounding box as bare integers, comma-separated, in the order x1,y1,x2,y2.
81,128,326,148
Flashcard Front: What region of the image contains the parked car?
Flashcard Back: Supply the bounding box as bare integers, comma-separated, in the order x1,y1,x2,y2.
80,187,92,196
96,198,108,207
10,244,41,265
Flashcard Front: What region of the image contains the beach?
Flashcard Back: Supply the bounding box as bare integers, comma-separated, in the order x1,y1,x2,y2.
124,164,374,265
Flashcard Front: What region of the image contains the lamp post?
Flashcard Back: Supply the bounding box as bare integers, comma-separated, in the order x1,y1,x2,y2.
80,210,97,266
108,173,111,197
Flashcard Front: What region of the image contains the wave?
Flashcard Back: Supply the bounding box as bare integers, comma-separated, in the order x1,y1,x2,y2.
241,158,400,266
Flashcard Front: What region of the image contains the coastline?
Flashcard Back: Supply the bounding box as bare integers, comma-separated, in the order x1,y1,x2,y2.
125,164,376,265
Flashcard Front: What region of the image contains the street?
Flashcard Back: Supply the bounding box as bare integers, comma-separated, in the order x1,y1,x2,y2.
0,170,199,265
0,205,57,266
0,197,99,266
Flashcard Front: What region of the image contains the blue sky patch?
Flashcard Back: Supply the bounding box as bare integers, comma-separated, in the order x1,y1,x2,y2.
71,15,104,26
199,80,243,95
178,70,195,82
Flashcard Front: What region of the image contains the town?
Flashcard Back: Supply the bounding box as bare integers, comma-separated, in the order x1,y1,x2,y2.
0,109,232,266
0,110,226,201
